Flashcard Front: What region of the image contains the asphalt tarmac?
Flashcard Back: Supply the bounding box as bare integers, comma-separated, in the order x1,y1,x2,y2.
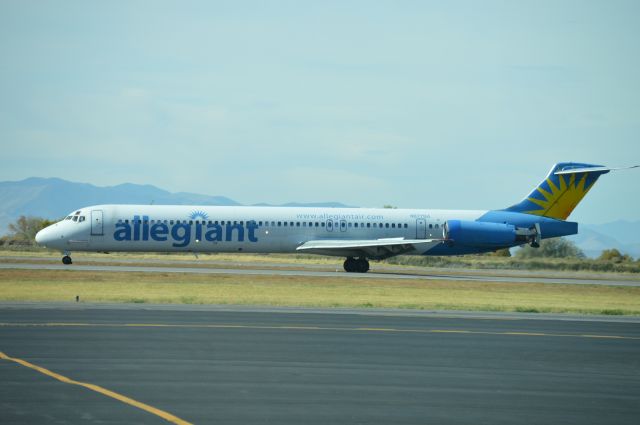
2,261,639,286
1,304,639,424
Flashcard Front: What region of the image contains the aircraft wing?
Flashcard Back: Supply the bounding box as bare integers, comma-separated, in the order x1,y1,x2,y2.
296,238,444,260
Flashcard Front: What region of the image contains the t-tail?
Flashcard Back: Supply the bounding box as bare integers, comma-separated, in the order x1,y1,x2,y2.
503,162,638,220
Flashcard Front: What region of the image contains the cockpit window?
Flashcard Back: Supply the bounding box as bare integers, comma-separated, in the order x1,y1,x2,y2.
79,216,85,222
72,216,78,222
65,216,72,220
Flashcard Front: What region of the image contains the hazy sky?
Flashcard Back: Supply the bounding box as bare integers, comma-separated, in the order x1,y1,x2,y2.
1,1,638,224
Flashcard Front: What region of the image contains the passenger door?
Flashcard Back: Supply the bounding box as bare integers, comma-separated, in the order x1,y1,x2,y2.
91,210,104,236
416,219,426,239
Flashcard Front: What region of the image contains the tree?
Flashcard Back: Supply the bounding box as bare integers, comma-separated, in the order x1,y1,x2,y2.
598,249,632,262
6,216,55,243
489,248,512,257
515,238,585,259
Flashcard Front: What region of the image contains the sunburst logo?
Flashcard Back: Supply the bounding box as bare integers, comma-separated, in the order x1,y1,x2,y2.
524,173,595,220
189,210,209,220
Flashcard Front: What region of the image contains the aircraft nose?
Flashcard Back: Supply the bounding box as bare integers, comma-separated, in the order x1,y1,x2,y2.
35,228,46,245
35,226,56,247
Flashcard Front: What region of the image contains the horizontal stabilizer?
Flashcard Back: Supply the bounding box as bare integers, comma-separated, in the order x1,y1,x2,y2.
296,238,443,260
554,165,639,175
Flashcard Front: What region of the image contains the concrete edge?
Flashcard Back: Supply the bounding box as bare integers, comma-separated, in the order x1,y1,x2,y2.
1,301,639,323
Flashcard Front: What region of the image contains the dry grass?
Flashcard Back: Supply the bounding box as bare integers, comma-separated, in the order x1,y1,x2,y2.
0,249,337,264
1,269,639,315
3,248,639,276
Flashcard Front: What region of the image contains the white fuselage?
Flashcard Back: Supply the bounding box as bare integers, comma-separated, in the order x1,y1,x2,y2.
36,204,486,255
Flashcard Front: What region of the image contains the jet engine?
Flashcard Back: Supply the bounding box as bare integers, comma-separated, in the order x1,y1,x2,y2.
444,220,540,248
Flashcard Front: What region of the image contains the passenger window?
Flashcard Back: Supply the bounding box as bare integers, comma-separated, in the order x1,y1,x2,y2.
429,224,433,229
385,223,389,228
391,223,395,228
367,223,371,228
404,224,408,228
278,222,282,226
296,222,300,227
435,224,439,228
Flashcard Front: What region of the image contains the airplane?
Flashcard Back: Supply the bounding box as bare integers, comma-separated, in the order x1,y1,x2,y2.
35,162,637,273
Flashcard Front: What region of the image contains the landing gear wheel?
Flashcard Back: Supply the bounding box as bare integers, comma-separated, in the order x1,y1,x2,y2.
344,257,357,273
355,258,370,273
62,255,72,265
344,257,370,273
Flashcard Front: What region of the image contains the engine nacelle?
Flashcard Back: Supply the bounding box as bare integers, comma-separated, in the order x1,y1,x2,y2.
444,220,517,247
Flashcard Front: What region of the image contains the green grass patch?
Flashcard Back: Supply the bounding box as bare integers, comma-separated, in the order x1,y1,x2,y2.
600,309,624,316
386,254,640,273
514,307,540,313
1,269,639,315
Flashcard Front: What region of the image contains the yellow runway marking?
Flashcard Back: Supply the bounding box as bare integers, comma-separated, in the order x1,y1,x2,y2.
0,351,192,425
1,322,638,340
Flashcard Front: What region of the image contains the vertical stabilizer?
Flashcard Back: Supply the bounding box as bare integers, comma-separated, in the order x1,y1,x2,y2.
503,162,610,220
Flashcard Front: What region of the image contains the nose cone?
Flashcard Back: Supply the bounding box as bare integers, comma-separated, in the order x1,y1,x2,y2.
35,225,57,247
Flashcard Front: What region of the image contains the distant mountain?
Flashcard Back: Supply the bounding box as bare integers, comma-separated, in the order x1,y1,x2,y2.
585,220,640,245
253,202,353,208
568,221,640,259
0,177,351,235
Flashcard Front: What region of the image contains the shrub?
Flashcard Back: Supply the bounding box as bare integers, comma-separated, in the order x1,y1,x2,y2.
515,238,585,259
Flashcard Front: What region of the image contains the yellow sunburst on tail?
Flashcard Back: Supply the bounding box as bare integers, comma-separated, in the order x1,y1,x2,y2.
523,173,592,220
504,162,619,220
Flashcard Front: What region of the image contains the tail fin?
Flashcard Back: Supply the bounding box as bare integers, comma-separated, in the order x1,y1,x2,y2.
504,162,617,220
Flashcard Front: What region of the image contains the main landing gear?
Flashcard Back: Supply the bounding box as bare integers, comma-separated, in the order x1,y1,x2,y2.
62,252,72,265
344,257,370,273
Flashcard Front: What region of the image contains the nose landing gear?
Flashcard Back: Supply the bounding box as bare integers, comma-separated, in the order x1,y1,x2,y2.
343,257,370,273
62,252,72,265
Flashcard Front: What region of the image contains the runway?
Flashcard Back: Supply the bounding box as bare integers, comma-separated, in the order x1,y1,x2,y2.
2,261,639,286
1,304,639,424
